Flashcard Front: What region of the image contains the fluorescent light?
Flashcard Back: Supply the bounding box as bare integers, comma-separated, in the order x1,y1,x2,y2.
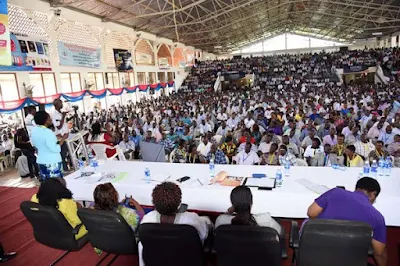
372,32,382,36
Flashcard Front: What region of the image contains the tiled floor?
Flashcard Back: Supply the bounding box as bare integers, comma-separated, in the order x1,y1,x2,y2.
0,168,38,188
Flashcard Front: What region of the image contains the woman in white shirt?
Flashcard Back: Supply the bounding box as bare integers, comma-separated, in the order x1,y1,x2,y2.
139,182,210,266
215,186,282,234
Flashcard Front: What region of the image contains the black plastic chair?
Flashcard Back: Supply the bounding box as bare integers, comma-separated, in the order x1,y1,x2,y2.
290,219,372,266
214,225,281,266
138,223,205,266
77,208,138,265
20,201,88,266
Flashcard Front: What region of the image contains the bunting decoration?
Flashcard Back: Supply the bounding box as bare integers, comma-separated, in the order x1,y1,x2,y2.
0,81,175,113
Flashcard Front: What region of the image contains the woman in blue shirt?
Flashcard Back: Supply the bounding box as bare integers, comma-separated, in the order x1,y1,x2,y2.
31,111,68,181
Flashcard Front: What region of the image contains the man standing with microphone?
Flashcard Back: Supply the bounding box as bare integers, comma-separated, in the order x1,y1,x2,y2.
52,99,71,172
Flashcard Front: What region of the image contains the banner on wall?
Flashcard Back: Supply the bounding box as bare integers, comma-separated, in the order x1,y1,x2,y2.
0,32,51,71
159,57,170,70
58,42,101,68
343,65,369,74
136,52,152,65
113,49,133,72
0,0,11,66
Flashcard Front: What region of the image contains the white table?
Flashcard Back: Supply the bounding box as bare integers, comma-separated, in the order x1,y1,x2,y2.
64,161,400,227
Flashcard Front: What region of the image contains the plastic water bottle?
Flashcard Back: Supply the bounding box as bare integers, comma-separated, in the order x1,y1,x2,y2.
284,156,290,177
78,158,84,174
144,167,151,184
88,149,94,166
385,158,392,177
276,169,283,187
209,157,215,178
363,161,370,176
378,158,385,176
370,160,378,178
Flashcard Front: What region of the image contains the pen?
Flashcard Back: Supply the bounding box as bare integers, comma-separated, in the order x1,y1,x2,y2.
197,179,203,185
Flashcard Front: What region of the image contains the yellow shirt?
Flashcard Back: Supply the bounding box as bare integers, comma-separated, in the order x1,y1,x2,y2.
347,154,364,167
31,194,87,239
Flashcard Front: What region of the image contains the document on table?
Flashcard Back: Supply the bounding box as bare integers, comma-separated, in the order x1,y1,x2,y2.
296,178,330,194
245,178,275,188
74,172,128,184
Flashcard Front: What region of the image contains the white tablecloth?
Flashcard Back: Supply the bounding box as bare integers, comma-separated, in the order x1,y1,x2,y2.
64,161,400,227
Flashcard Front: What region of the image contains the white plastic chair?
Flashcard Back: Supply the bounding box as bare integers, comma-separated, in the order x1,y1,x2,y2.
88,144,119,161
295,158,308,166
169,149,177,163
213,135,223,145
299,147,305,159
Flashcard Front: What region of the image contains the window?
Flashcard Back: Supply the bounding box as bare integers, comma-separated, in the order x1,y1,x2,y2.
106,72,121,88
0,74,19,101
137,72,146,85
149,72,156,84
87,73,105,90
29,73,57,97
158,72,166,83
167,72,174,81
60,73,81,93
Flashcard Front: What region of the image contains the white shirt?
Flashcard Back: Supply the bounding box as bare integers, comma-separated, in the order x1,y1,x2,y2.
217,113,228,121
234,150,260,165
197,142,212,157
216,213,281,234
119,140,135,152
199,123,212,135
304,145,324,158
52,109,69,136
2,140,13,151
25,114,36,137
226,117,239,130
258,142,272,154
216,126,229,137
244,118,255,129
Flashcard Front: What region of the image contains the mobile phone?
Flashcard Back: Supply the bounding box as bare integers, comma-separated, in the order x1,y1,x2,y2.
176,176,190,183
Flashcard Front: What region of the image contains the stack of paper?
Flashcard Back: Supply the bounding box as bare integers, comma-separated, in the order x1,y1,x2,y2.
296,178,330,194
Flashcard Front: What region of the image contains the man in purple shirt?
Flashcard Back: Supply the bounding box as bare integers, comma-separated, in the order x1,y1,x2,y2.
307,177,387,266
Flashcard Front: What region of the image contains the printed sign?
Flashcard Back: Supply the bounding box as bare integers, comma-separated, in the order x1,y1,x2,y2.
113,49,133,72
0,0,11,66
58,42,101,68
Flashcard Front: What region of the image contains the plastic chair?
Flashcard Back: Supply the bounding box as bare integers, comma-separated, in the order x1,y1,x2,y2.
214,225,282,266
20,201,88,265
77,208,138,265
88,143,118,160
169,149,177,163
290,219,372,266
213,135,223,145
138,223,205,266
295,158,308,166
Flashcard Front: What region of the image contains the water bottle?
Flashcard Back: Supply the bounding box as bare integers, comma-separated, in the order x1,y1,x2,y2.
275,169,283,187
378,158,385,176
78,158,84,173
88,149,94,166
284,156,290,177
363,161,370,176
209,157,215,178
370,160,378,178
144,167,151,184
385,158,392,177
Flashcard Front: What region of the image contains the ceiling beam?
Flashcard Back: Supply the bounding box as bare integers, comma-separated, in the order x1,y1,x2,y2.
133,0,207,18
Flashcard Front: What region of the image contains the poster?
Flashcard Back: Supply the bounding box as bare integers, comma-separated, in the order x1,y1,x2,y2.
0,0,11,66
136,52,152,65
0,32,51,71
159,57,170,70
113,49,133,71
58,42,101,68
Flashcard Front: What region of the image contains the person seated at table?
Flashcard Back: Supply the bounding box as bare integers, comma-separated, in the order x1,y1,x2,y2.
388,134,400,167
281,135,299,157
87,122,116,158
93,183,145,231
141,181,210,235
260,143,279,166
206,144,227,164
186,144,202,164
278,145,297,166
306,177,387,266
233,142,260,165
304,138,324,166
368,140,390,165
197,136,212,157
173,139,187,163
31,178,87,239
119,133,135,160
215,186,282,234
331,134,346,165
221,136,237,164
344,145,364,167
